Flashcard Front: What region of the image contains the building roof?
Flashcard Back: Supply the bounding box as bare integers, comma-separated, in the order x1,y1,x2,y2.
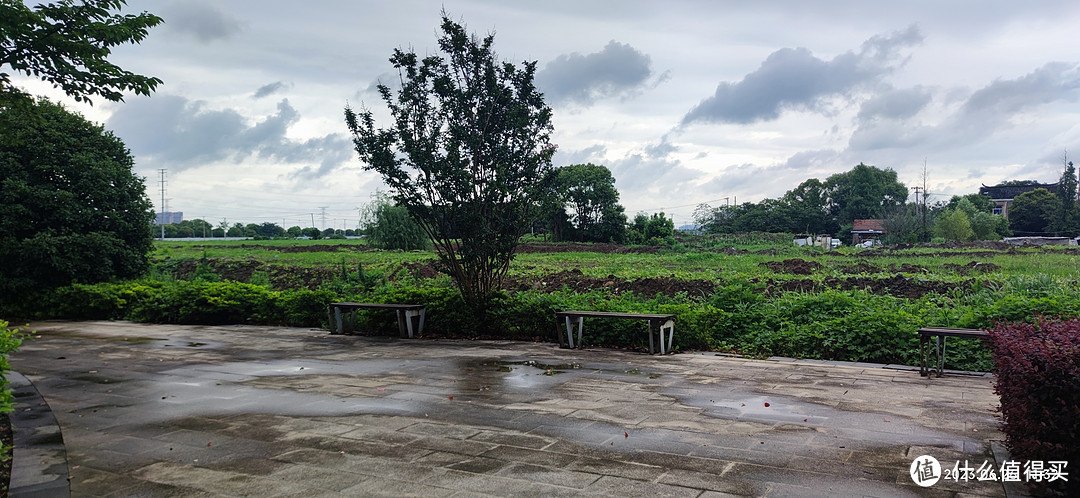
851,219,885,233
977,182,1058,200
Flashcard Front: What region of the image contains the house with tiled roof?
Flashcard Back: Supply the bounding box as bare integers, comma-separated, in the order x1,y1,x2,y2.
851,219,885,246
978,182,1058,219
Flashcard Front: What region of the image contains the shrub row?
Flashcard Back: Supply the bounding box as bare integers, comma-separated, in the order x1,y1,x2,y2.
988,318,1080,496
21,274,1080,371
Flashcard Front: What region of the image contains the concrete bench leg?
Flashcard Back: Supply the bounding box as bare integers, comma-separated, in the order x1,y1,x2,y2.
333,306,343,335
648,319,675,354
396,310,407,338
919,338,928,376
661,319,674,355
563,316,583,348
934,336,947,378
403,309,423,338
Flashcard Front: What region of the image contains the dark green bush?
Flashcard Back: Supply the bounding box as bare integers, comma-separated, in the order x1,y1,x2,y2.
0,320,27,414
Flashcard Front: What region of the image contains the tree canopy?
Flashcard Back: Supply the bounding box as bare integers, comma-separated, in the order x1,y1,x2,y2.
345,15,555,308
1009,188,1061,235
696,163,904,237
548,163,627,243
0,0,163,103
0,95,154,306
824,163,908,225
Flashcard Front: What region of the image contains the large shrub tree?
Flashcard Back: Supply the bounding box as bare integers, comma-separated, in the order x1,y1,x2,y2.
549,163,627,243
0,96,154,305
345,15,555,308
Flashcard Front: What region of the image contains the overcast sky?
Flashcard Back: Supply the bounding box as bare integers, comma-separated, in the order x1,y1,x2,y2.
16,0,1080,229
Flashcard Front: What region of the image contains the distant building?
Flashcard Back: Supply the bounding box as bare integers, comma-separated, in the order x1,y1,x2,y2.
154,212,183,225
978,183,1058,219
851,219,885,246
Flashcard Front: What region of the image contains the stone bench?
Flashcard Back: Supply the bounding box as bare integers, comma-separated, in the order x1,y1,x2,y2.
917,327,990,377
328,302,426,338
555,311,675,355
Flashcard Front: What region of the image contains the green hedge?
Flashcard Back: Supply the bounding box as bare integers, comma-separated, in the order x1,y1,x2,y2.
20,275,1080,372
0,320,26,414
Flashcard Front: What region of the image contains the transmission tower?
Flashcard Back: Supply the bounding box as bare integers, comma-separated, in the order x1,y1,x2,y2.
318,206,329,229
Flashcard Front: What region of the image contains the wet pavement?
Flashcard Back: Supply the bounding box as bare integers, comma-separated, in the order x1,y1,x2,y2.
9,321,1009,496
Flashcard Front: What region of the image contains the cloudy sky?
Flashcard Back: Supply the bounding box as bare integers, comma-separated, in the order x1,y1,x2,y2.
15,0,1080,229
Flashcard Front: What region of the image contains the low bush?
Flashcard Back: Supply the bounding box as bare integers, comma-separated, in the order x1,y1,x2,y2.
988,318,1080,496
0,320,27,414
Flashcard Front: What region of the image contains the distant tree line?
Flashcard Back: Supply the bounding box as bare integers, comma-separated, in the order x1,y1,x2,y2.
155,219,358,240
693,163,910,241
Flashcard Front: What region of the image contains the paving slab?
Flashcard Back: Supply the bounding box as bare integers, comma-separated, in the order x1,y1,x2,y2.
9,320,1013,496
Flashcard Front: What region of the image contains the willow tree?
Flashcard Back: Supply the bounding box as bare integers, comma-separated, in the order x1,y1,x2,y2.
345,15,555,309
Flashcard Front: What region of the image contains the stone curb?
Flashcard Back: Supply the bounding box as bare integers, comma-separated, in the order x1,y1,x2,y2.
8,371,70,498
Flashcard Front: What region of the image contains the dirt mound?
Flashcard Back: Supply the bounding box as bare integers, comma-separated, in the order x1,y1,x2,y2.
765,274,962,299
392,261,443,280
942,261,1001,275
760,258,823,275
839,262,879,274
168,258,336,289
515,243,660,254
887,263,928,273
504,269,715,298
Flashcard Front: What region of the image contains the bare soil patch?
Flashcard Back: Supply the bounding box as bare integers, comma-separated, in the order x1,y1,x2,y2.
503,269,716,298
760,258,823,275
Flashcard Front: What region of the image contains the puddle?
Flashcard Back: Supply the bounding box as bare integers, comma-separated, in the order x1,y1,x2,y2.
668,385,971,450
35,329,222,349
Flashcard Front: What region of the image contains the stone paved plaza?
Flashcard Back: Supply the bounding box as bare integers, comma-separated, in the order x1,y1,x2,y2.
10,321,1010,496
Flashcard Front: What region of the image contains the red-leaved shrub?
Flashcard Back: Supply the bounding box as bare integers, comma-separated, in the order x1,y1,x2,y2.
989,318,1080,495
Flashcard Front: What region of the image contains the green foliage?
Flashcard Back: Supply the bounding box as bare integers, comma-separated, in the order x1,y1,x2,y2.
131,280,279,325
0,320,26,413
0,94,154,313
548,163,628,243
1050,160,1080,237
627,212,674,246
945,193,994,214
0,0,162,103
933,208,974,241
824,163,908,225
882,204,928,244
697,163,905,235
345,14,555,310
969,211,1009,240
1009,188,1061,235
362,194,429,250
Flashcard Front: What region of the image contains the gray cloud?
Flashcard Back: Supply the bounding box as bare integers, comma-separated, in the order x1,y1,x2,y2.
856,86,932,121
698,149,843,196
253,81,292,99
681,26,923,126
849,62,1080,152
537,41,655,106
106,95,352,176
960,62,1080,121
162,0,243,43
